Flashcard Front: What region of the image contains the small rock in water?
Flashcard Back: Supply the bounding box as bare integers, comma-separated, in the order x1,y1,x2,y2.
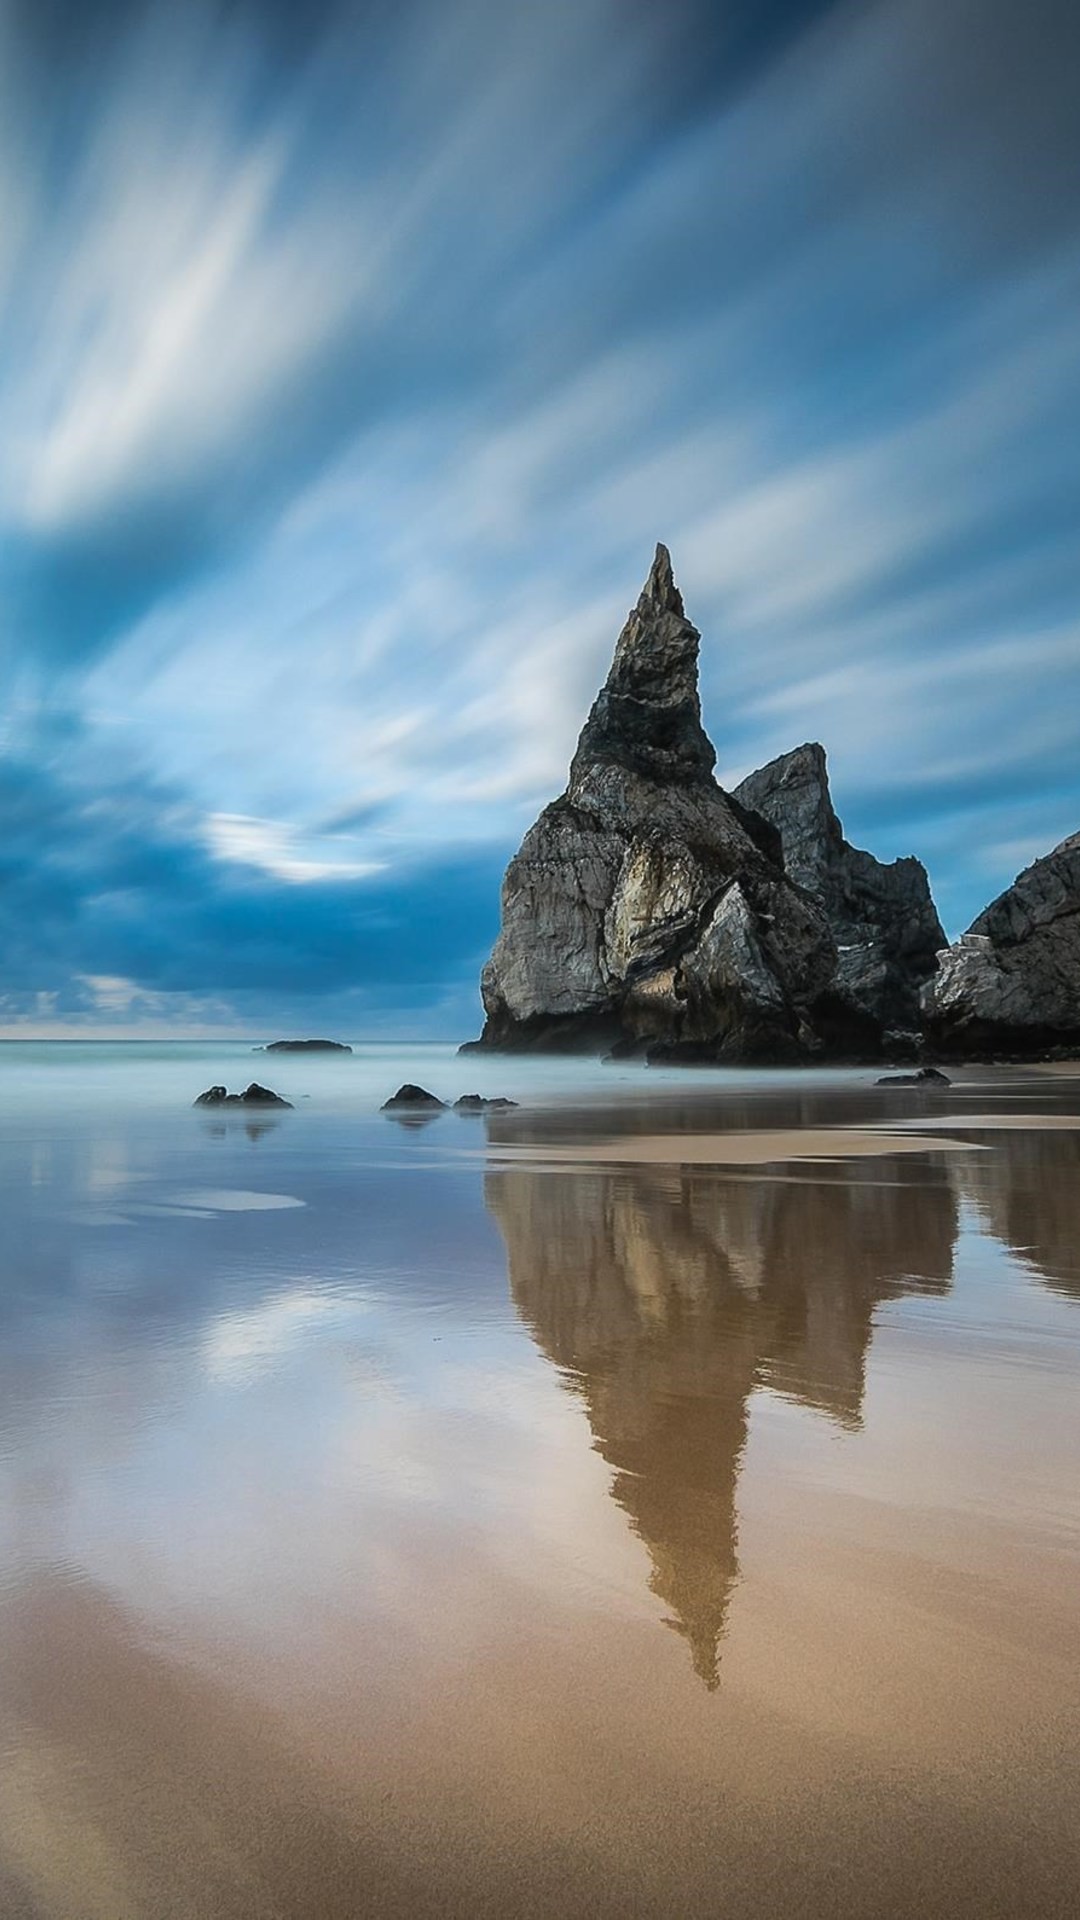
193,1083,294,1108
875,1066,950,1087
380,1084,447,1112
263,1039,352,1053
453,1094,519,1113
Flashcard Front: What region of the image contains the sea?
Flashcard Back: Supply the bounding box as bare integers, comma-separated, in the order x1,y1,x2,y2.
0,1039,1078,1917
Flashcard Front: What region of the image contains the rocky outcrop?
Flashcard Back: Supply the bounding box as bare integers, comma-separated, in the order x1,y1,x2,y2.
469,545,942,1062
733,743,945,1049
381,1084,447,1112
193,1083,293,1108
924,832,1080,1057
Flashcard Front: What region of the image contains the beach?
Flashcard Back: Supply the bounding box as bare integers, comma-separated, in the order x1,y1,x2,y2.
0,1041,1078,1917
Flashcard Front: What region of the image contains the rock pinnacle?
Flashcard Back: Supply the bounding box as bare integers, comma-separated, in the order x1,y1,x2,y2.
569,543,716,788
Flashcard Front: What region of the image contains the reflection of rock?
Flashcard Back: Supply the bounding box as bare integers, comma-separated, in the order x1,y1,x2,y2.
924,833,1080,1057
487,1149,956,1687
954,1128,1080,1301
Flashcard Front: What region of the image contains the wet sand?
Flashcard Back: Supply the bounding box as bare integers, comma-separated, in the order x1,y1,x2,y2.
0,1061,1078,1917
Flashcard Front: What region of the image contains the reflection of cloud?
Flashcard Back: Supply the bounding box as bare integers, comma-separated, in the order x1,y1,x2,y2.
203,1283,346,1380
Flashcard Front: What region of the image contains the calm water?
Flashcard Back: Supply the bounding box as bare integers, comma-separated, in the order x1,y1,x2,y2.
0,1042,1078,1917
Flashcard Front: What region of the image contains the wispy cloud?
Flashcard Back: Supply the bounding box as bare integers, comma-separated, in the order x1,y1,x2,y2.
1,0,1078,1024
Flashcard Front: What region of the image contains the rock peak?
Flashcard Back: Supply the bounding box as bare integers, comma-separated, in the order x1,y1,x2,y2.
569,544,716,788
640,541,684,618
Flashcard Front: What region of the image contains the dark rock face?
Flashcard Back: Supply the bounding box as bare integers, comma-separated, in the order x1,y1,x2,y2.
193,1083,293,1108
263,1039,352,1053
470,545,945,1062
924,832,1080,1057
380,1084,447,1112
733,743,945,1045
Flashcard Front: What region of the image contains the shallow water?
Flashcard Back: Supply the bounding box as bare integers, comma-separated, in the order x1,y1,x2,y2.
0,1043,1078,1917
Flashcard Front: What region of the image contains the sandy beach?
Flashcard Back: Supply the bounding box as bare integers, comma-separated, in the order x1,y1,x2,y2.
0,1045,1078,1917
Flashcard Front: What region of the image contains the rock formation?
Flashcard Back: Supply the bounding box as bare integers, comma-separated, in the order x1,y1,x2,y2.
469,545,943,1062
924,832,1080,1057
734,743,944,1048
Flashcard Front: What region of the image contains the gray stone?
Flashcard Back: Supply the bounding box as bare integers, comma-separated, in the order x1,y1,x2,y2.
734,743,945,1040
924,832,1080,1056
381,1084,447,1111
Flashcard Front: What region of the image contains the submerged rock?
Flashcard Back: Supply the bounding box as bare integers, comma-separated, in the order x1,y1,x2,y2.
380,1084,447,1112
875,1066,951,1087
193,1083,293,1108
453,1094,519,1112
468,544,941,1063
733,743,945,1045
923,832,1080,1057
263,1039,352,1053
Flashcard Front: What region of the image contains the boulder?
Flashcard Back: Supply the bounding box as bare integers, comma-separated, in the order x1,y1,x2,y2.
468,545,839,1062
380,1084,447,1112
193,1083,293,1108
733,743,944,1044
923,832,1080,1057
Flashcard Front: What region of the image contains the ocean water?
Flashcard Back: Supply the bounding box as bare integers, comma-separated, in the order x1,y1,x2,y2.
0,1042,1078,1917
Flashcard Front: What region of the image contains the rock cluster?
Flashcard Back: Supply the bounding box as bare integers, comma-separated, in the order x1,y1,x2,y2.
469,546,943,1063
380,1085,518,1116
924,832,1080,1056
194,1083,293,1108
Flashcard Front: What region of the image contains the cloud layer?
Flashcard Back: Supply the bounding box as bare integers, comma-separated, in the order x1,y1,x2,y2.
2,0,1079,1029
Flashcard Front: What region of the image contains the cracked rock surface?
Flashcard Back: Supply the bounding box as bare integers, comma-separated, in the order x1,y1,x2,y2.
924,833,1080,1056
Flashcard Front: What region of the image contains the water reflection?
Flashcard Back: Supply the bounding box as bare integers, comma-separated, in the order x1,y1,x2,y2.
955,1130,1080,1302
487,1151,957,1687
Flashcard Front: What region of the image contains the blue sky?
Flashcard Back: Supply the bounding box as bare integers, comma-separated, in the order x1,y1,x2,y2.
2,0,1079,1035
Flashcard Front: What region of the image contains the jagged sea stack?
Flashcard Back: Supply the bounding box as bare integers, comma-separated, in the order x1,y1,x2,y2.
924,832,1080,1057
469,545,846,1061
734,743,944,1049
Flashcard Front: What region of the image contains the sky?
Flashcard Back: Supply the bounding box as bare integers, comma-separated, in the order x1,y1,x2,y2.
2,0,1079,1036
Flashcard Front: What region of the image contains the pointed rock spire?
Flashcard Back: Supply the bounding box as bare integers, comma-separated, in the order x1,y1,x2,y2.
569,543,716,789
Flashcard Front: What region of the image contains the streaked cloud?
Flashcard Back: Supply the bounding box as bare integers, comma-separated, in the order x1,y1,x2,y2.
1,0,1078,1028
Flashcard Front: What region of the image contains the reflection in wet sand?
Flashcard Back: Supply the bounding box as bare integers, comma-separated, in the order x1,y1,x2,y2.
0,1075,1078,1918
955,1128,1080,1301
488,1150,956,1686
